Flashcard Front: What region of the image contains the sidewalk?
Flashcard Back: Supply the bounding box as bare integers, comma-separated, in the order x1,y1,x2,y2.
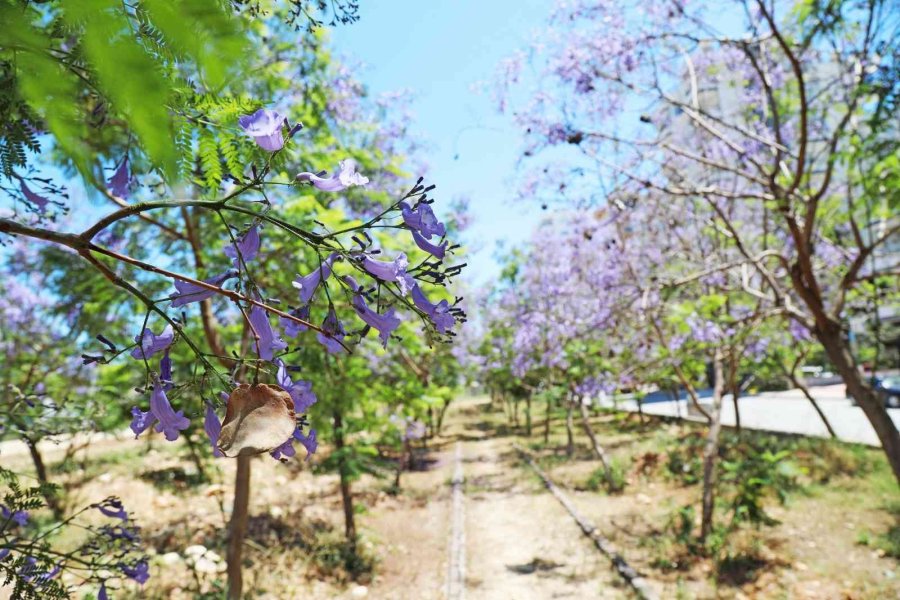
600,385,900,447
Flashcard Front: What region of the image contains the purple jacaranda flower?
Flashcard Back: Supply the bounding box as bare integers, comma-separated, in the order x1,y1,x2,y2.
359,253,415,295
411,230,447,259
224,224,260,266
108,157,132,198
0,549,9,560
279,305,311,337
149,377,190,441
316,308,347,354
248,305,288,361
159,350,173,390
120,559,150,584
170,270,237,307
99,583,109,600
789,318,813,342
345,276,401,347
95,498,128,521
292,253,339,305
1,505,28,527
403,419,426,441
269,435,297,460
275,360,317,413
20,181,49,214
295,428,318,460
401,202,446,239
129,406,154,437
130,325,175,360
296,159,369,192
411,284,455,333
238,108,285,152
204,402,224,458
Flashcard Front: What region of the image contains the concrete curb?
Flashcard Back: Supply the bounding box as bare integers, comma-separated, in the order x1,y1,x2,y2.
515,444,658,600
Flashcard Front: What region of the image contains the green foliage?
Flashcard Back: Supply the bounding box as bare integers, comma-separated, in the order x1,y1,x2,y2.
0,0,248,182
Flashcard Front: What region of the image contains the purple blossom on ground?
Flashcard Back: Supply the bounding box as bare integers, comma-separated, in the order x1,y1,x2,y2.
411,284,456,333
20,181,49,214
224,224,261,266
95,498,128,521
345,276,401,347
359,253,415,295
108,157,133,198
316,308,346,354
120,560,150,584
130,325,175,360
248,305,288,360
99,583,109,600
411,230,447,259
1,505,28,527
296,159,369,192
238,108,285,152
401,202,446,239
204,402,224,458
170,270,237,307
292,253,339,305
275,359,318,413
279,305,311,337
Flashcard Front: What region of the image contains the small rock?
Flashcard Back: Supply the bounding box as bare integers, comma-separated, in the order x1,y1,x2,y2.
194,557,220,574
270,506,284,518
636,493,651,505
184,545,207,557
350,586,368,598
794,562,808,572
160,552,183,566
97,472,113,483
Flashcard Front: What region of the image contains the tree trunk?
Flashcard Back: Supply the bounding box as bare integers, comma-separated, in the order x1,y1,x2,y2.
544,396,552,444
226,454,252,600
577,399,618,490
26,439,61,519
333,410,356,546
729,356,741,434
700,353,726,544
525,393,533,437
819,326,900,484
436,398,452,435
565,400,575,457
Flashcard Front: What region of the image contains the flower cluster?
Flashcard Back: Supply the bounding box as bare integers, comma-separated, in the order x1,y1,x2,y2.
119,107,466,463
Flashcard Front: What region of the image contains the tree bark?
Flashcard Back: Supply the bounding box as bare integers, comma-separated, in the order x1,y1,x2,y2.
565,400,575,457
819,326,900,483
700,352,726,543
525,393,533,437
577,399,618,490
544,396,552,444
226,455,252,600
333,410,356,546
26,439,61,519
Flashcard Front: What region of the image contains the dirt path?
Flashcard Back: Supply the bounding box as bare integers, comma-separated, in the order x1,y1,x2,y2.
447,397,627,599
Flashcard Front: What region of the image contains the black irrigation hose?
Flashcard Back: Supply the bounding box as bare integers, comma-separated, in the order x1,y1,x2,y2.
515,444,659,600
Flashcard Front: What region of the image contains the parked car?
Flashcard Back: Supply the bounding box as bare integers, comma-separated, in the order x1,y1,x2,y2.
875,376,900,409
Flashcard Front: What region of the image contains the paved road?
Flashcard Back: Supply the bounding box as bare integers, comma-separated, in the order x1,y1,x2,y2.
602,385,900,446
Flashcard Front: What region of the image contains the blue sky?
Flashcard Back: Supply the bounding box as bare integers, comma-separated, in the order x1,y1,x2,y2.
331,0,555,285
